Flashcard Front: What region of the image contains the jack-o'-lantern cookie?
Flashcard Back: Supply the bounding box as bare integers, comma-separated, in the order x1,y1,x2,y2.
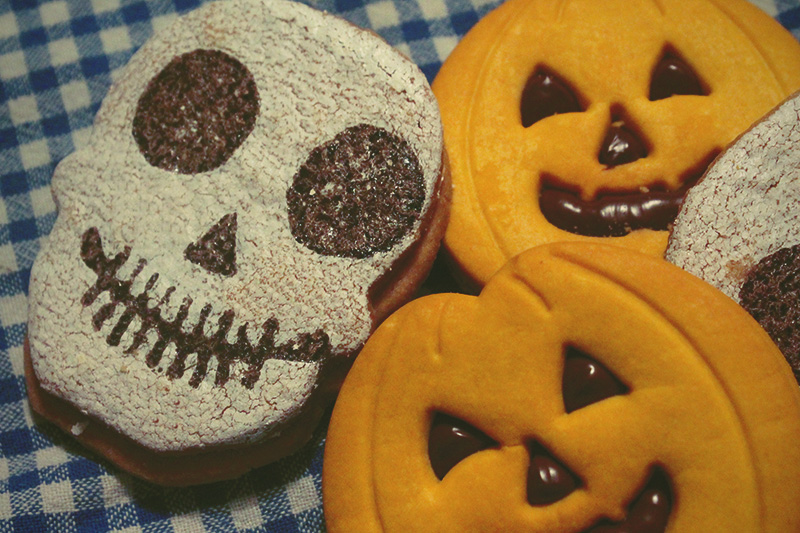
432,0,800,289
323,243,800,532
26,0,449,485
666,90,800,385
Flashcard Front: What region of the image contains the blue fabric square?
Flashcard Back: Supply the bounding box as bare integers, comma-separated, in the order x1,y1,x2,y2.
450,11,479,35
0,378,22,404
80,55,110,78
74,508,108,532
8,470,39,493
12,514,47,533
0,129,20,151
40,114,70,137
122,2,151,24
66,459,103,481
780,6,800,29
19,28,47,48
0,174,30,197
70,15,101,37
8,218,38,243
334,0,362,11
28,68,59,92
173,0,203,13
1,428,33,457
401,19,430,41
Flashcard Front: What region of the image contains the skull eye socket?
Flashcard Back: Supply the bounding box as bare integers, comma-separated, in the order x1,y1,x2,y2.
286,124,426,259
649,48,707,101
132,49,260,174
427,412,497,480
521,66,584,128
562,345,629,413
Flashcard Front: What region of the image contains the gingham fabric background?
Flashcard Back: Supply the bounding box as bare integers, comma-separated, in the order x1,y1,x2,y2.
1,0,799,531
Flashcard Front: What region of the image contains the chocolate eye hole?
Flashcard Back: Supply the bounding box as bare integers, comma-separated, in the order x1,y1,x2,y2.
526,441,581,505
428,412,497,480
286,124,426,259
649,49,707,101
562,345,629,413
521,66,584,128
132,49,260,174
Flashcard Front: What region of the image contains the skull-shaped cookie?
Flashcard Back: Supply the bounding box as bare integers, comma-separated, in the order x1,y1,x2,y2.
26,0,446,484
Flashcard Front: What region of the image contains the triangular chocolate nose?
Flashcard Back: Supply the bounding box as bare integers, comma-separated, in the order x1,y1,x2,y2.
184,212,237,276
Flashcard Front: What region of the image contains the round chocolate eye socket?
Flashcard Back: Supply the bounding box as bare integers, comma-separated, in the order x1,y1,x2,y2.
739,244,800,381
286,124,426,259
132,49,260,174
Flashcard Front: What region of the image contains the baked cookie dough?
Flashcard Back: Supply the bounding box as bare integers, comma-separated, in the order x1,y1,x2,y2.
432,0,800,290
323,243,800,532
666,90,800,383
26,0,449,485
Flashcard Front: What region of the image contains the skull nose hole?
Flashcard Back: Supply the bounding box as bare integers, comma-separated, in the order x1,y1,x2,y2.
184,212,238,277
526,441,581,505
598,107,649,167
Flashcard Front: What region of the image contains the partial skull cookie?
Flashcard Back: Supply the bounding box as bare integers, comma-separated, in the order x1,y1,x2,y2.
432,0,800,290
26,0,448,485
666,91,800,384
323,243,800,532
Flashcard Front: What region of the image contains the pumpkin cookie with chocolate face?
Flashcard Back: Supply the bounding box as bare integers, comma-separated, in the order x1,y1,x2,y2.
432,0,800,289
666,90,800,385
26,0,449,485
323,243,800,533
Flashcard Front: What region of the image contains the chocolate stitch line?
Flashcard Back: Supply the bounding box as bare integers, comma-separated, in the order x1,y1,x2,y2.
80,227,331,389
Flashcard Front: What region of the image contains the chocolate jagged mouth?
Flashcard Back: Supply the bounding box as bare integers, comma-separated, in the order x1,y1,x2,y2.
538,154,717,237
584,467,672,533
80,227,331,389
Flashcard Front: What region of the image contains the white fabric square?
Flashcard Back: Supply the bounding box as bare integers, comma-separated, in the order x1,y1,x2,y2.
29,185,57,218
91,0,120,14
433,35,459,62
0,491,10,520
19,139,51,170
40,1,70,27
0,13,19,40
60,79,91,111
0,294,28,327
8,95,40,126
417,0,448,19
101,475,133,506
0,51,28,80
367,1,400,29
230,493,262,530
100,26,132,54
286,475,320,515
35,447,70,469
151,14,179,34
0,457,8,480
171,511,206,533
40,480,75,513
72,126,94,150
48,38,79,67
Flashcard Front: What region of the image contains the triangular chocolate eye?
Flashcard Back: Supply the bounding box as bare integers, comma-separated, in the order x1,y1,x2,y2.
428,412,497,480
649,50,706,101
521,67,583,128
562,345,629,413
184,212,238,277
527,441,581,505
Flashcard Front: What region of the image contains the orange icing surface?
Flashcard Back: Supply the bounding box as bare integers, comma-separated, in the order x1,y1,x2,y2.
432,0,800,288
323,243,800,532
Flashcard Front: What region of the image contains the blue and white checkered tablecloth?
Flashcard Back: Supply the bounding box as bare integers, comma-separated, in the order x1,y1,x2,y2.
2,0,800,531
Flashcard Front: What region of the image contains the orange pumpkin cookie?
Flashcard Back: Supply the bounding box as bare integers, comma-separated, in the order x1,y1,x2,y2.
432,0,800,289
323,243,800,532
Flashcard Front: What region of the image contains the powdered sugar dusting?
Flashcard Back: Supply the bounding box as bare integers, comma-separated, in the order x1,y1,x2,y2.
666,91,800,301
28,0,443,452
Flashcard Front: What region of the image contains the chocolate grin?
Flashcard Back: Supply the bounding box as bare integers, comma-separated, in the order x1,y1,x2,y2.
538,152,716,237
80,227,331,389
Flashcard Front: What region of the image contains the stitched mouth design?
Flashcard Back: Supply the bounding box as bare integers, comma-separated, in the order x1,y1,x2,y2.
79,227,331,389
